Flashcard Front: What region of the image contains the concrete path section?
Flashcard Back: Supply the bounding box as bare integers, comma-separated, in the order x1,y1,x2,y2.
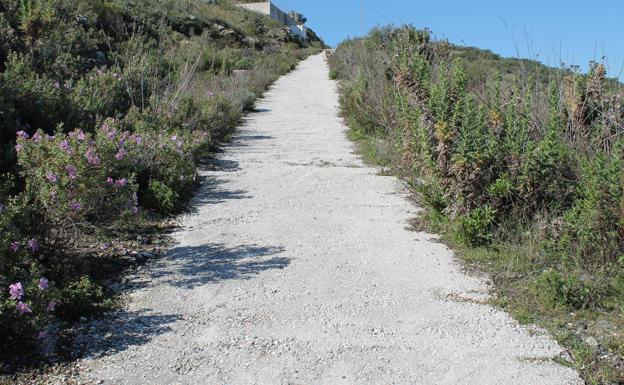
76,53,582,385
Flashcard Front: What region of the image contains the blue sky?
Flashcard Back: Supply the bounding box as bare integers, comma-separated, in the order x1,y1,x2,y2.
273,0,624,78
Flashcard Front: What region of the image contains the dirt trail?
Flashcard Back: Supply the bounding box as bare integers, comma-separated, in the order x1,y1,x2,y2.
76,53,581,385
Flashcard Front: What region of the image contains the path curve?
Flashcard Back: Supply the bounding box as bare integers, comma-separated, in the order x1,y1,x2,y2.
78,53,581,385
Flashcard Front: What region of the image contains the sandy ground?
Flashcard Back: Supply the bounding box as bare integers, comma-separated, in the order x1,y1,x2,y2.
74,53,582,385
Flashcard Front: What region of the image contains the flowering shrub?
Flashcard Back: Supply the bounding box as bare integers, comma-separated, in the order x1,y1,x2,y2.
0,196,59,354
17,127,139,245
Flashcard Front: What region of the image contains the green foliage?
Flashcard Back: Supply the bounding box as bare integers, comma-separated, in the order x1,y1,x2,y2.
457,206,496,246
143,180,179,214
56,276,105,320
534,270,596,310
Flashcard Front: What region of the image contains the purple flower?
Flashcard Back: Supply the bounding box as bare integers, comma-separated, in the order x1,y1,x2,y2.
15,143,22,153
28,238,39,252
46,173,58,183
50,190,57,198
38,278,49,291
16,130,30,139
66,165,77,179
10,241,19,253
77,130,85,141
100,123,110,132
32,132,43,142
45,134,55,141
9,282,23,300
101,243,110,250
53,81,60,89
69,201,82,211
114,178,127,188
86,148,100,166
115,149,127,161
16,301,32,315
46,301,56,312
107,130,116,140
106,177,114,185
59,140,72,154
131,135,142,145
0,203,5,214
38,330,48,339
170,135,177,141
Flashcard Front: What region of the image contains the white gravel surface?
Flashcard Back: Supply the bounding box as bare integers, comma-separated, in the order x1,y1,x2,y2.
76,53,582,385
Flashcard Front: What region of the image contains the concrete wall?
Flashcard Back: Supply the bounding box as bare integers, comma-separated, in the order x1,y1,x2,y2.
237,2,271,17
237,2,306,39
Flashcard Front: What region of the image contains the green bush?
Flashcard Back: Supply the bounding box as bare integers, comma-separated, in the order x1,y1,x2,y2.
534,270,598,310
143,180,180,213
56,276,105,320
457,206,496,246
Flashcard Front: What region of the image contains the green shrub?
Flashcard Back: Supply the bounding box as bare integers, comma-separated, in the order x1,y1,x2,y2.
457,206,496,246
143,180,179,213
56,276,105,320
534,270,598,310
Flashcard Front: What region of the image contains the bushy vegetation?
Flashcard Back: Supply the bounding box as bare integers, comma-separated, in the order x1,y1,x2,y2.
0,0,322,363
329,26,623,383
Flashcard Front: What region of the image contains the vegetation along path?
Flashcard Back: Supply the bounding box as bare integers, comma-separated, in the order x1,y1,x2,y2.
75,53,582,384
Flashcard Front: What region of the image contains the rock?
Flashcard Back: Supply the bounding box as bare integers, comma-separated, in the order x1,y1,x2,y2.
76,15,88,29
95,51,107,66
583,335,599,351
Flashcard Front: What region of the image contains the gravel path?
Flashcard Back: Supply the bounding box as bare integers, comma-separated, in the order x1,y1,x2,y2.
76,53,582,385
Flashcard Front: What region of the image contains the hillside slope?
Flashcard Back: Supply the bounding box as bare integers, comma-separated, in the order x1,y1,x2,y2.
0,0,322,373
330,26,623,384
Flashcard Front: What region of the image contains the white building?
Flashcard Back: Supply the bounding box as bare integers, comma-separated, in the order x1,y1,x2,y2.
236,1,307,40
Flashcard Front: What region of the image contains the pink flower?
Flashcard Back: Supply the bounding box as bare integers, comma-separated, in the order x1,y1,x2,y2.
32,132,43,142
100,123,110,132
9,282,23,300
46,173,58,183
16,301,32,315
115,149,127,161
106,177,114,185
10,241,19,253
69,201,82,211
46,301,56,312
66,165,77,179
28,239,39,252
38,278,49,291
115,178,127,187
59,140,72,154
15,143,22,152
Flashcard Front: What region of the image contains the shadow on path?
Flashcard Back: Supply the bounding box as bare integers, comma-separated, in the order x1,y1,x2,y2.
189,176,251,209
52,309,181,363
152,243,289,289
